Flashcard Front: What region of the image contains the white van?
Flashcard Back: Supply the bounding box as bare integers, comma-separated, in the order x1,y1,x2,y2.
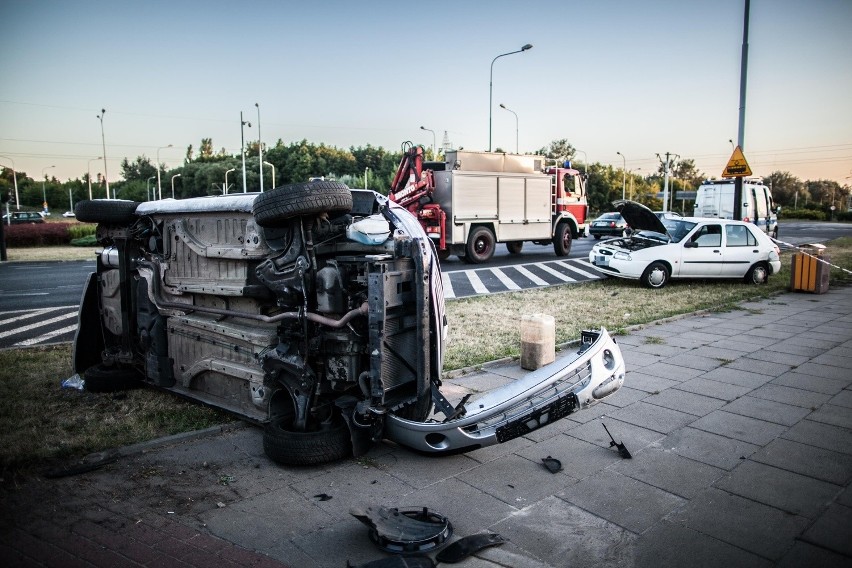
693,178,778,238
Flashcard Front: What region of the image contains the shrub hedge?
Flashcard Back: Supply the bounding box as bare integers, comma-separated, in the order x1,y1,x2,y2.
3,222,95,247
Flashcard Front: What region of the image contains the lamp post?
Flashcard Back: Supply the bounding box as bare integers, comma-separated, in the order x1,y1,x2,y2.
41,165,55,213
146,176,155,201
240,112,251,193
419,126,436,158
171,173,181,199
96,109,110,199
0,155,20,210
629,168,642,199
365,167,369,190
156,144,173,200
262,162,275,189
616,151,626,200
224,168,235,195
489,43,532,152
255,103,263,193
87,157,102,200
498,104,518,153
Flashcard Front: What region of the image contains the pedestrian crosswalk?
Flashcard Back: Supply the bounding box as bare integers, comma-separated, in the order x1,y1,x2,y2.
0,306,78,348
441,258,605,299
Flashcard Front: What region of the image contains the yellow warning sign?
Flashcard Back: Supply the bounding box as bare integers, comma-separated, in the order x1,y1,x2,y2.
722,146,752,178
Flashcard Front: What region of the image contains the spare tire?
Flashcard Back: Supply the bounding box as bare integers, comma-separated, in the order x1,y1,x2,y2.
75,199,139,225
263,415,352,465
252,181,352,227
83,364,142,393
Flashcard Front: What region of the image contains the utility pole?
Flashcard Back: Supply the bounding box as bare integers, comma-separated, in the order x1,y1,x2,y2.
734,0,751,220
656,153,678,212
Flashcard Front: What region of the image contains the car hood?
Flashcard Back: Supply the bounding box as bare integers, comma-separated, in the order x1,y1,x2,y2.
612,200,668,235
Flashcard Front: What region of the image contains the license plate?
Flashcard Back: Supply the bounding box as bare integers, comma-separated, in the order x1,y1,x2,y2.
595,255,609,266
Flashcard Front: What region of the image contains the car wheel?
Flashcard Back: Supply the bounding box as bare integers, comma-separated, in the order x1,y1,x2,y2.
506,241,523,254
436,247,451,262
772,227,778,239
263,415,352,466
252,181,353,227
641,262,670,289
74,199,139,225
553,222,572,256
83,364,142,393
465,226,496,264
593,235,601,240
745,262,769,285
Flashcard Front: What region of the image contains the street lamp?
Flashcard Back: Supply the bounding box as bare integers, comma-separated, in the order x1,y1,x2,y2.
365,166,370,190
616,151,626,200
156,144,173,200
489,43,532,152
420,126,436,158
224,168,235,195
96,109,109,199
498,104,518,154
41,165,55,213
87,157,102,200
0,155,20,210
263,162,275,189
256,103,263,193
146,176,155,201
240,112,251,193
171,173,181,199
629,168,642,199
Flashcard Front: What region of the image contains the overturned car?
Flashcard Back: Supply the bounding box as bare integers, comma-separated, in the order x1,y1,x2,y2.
73,182,625,465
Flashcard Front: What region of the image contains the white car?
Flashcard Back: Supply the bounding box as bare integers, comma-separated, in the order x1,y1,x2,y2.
589,200,782,289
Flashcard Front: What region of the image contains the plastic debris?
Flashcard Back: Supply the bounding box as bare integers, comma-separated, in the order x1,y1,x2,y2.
60,374,85,391
541,456,563,473
351,506,452,554
436,533,505,564
602,423,632,459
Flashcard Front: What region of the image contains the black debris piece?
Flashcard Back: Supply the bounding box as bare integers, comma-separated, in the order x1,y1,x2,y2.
602,423,632,459
350,506,452,554
541,455,563,473
435,533,506,564
313,493,333,501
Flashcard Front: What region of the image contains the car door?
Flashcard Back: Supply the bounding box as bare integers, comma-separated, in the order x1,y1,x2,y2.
722,224,760,276
679,223,723,277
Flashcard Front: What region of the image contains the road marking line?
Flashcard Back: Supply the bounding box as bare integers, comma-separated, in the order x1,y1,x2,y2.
536,263,576,282
556,260,603,279
465,271,489,295
441,272,455,299
514,266,548,286
0,307,76,327
15,324,78,347
0,311,78,339
490,268,522,290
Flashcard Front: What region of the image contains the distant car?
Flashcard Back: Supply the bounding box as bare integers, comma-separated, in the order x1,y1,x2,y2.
62,211,76,218
4,211,45,224
654,211,682,220
589,212,628,239
590,200,782,289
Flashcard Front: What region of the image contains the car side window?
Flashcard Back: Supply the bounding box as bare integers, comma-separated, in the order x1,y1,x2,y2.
691,225,722,247
725,225,747,247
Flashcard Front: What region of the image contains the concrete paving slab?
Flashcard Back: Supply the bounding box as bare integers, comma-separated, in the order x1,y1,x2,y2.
667,487,810,561
772,370,849,395
750,438,852,485
700,366,775,388
516,433,623,480
609,446,725,499
659,427,761,471
811,352,852,368
776,540,852,568
720,395,813,426
615,370,680,394
800,503,852,558
643,388,727,417
808,403,852,429
565,417,665,457
373,449,479,490
749,383,833,409
674,377,754,401
634,520,772,568
566,400,619,425
782,419,852,456
559,470,686,534
690,410,787,446
687,345,750,361
661,353,728,372
489,496,637,568
630,342,692,358
597,386,649,408
713,459,841,518
635,360,706,381
456,454,579,507
793,362,852,383
607,401,696,434
723,356,798,377
828,389,852,408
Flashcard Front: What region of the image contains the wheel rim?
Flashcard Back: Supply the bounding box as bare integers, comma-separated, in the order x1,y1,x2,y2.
562,232,571,249
474,236,491,257
648,267,667,287
752,265,768,284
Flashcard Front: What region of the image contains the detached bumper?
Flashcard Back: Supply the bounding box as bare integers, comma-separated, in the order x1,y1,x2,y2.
385,328,625,454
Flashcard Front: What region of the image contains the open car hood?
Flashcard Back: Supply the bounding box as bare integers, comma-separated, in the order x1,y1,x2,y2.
612,199,668,235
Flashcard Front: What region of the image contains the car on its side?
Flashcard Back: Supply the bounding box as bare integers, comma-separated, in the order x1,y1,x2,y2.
590,200,781,289
3,211,45,224
589,212,628,239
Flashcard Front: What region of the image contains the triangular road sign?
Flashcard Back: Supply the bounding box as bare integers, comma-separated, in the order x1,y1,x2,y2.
722,146,752,178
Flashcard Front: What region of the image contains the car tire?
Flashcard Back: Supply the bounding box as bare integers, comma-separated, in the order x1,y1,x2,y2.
641,262,670,289
772,227,778,239
252,181,353,227
263,415,352,466
74,199,139,225
506,241,523,254
745,262,769,285
553,222,572,256
83,364,142,393
465,226,496,264
593,235,601,240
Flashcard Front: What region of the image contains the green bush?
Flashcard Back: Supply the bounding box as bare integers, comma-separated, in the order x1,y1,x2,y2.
836,210,852,222
779,208,825,220
70,235,98,246
67,223,97,239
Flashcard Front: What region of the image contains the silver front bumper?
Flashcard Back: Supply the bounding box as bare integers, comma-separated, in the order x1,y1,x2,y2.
385,328,625,454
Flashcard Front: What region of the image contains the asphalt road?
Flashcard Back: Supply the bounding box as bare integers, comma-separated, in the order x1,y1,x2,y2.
0,221,849,348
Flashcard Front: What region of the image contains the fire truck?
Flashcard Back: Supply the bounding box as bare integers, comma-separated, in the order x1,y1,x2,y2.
389,143,588,263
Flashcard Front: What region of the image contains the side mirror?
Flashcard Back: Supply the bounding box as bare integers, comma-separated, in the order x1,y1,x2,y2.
684,240,697,249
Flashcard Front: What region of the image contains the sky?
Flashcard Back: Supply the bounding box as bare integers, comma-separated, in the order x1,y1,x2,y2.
1,0,851,188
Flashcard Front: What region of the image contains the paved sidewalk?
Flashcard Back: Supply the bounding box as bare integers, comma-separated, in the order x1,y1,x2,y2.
2,287,851,567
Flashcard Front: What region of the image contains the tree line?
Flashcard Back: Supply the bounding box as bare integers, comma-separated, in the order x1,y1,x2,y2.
1,138,849,218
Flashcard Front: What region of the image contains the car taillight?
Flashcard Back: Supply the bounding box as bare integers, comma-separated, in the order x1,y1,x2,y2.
609,222,615,227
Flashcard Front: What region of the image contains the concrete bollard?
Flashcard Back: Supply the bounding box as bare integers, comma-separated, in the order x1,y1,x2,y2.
521,313,555,370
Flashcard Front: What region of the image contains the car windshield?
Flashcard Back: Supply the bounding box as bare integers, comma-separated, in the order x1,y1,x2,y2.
661,219,697,243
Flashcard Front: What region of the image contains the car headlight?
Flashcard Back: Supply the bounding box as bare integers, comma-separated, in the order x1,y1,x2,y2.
613,252,631,261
